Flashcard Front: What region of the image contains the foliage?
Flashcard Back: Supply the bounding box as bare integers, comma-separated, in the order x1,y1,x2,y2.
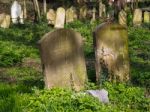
0,21,150,112
0,82,149,112
128,27,150,88
0,22,50,67
103,82,150,112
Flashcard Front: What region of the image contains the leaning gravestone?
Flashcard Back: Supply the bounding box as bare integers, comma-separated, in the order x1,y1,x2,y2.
66,7,77,23
93,23,130,83
38,29,87,91
133,9,142,26
54,7,65,28
47,9,56,25
144,11,150,23
11,1,22,24
119,10,127,26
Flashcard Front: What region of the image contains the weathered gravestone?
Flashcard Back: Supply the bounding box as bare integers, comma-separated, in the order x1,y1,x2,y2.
47,9,56,25
133,9,142,26
66,7,77,23
1,15,11,28
93,23,130,83
19,11,24,24
91,7,96,23
79,6,87,19
38,29,87,91
119,10,127,26
11,1,22,24
144,11,150,23
54,7,65,28
99,1,106,18
0,13,6,24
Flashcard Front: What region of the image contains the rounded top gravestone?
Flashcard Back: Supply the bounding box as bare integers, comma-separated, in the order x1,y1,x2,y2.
93,23,130,83
11,1,21,18
11,0,22,24
133,9,142,26
38,29,87,91
54,7,65,28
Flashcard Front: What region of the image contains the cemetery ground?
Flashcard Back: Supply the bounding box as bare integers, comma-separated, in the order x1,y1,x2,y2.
0,20,150,112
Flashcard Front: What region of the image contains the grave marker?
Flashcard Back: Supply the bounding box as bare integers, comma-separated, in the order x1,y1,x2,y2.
144,11,150,23
47,9,56,25
79,6,87,19
54,7,65,28
133,9,142,26
93,23,130,83
38,29,87,91
11,1,22,24
66,7,77,23
1,15,11,28
119,10,127,26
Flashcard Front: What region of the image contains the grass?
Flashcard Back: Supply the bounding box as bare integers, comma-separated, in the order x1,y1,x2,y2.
0,20,150,112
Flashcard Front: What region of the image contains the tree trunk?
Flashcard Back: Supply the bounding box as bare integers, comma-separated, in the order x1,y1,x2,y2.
114,0,119,21
43,0,47,15
32,0,41,21
23,0,27,19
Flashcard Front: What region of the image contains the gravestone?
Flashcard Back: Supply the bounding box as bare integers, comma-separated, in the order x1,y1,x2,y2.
38,29,87,91
119,10,127,26
79,6,87,19
91,7,96,23
133,9,142,26
11,1,22,24
102,4,106,17
144,11,150,23
99,1,103,18
93,23,130,83
47,9,56,25
54,7,65,28
99,1,106,18
66,7,77,23
1,15,11,28
19,10,24,24
0,13,6,24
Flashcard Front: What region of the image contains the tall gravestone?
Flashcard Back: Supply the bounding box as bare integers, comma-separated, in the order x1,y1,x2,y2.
66,7,77,23
99,1,103,18
99,1,106,18
133,9,142,26
91,7,96,23
11,1,22,24
119,10,127,26
19,11,24,24
93,23,130,83
54,7,65,28
144,11,150,23
38,29,87,91
47,9,56,25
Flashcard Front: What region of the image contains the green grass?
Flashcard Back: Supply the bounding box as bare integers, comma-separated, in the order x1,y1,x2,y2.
0,20,150,112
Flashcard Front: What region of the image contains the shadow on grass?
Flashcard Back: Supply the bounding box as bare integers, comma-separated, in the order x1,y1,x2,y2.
130,61,150,89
